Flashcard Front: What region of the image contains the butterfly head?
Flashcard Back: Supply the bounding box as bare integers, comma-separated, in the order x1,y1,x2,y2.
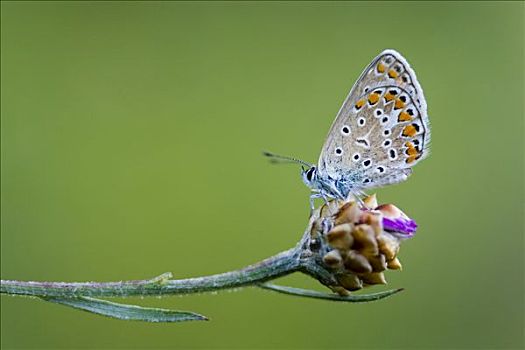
301,166,318,188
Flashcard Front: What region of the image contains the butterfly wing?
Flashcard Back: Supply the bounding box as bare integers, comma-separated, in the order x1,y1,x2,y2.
317,49,429,191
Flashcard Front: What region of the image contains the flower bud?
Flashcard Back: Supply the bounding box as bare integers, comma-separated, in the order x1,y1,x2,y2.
387,257,403,270
376,204,417,236
363,194,378,209
378,233,400,260
344,250,373,273
368,254,387,272
352,225,379,256
335,202,360,225
361,211,383,236
311,196,417,294
336,273,363,291
376,203,406,219
323,250,343,268
360,272,387,285
326,224,353,250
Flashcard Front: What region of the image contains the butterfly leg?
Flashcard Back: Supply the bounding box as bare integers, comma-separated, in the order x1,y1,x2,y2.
320,192,330,207
309,191,336,216
321,191,340,216
309,193,322,212
310,189,333,215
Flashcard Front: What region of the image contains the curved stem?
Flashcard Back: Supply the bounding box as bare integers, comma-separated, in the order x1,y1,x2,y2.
259,283,404,303
0,248,301,298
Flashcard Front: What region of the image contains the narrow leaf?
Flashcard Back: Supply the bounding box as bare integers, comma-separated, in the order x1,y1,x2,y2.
259,283,403,303
41,296,208,322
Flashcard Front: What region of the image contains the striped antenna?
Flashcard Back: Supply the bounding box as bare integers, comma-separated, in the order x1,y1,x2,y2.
262,151,313,167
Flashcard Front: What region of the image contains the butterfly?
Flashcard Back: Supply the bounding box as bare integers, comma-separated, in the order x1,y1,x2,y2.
265,49,430,208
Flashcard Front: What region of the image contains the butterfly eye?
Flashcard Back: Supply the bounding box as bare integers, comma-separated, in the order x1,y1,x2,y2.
362,159,372,168
383,129,391,136
352,153,360,161
341,125,351,135
306,167,316,181
358,118,366,126
375,109,383,117
335,147,343,155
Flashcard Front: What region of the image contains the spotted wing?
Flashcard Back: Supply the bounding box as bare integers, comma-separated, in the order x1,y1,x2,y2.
317,49,430,191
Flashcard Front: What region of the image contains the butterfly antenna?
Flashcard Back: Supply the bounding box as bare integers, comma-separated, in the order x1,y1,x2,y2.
262,151,313,167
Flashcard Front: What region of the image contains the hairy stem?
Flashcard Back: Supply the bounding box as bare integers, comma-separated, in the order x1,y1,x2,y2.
0,248,301,298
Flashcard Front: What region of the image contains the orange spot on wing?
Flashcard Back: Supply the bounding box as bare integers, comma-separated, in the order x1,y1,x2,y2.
368,92,380,105
405,141,422,163
402,125,417,137
406,144,418,156
388,69,398,79
355,99,365,109
398,111,412,122
377,63,386,73
406,155,418,164
394,99,405,110
384,92,395,102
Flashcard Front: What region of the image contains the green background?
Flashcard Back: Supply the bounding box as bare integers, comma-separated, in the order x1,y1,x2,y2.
1,1,523,349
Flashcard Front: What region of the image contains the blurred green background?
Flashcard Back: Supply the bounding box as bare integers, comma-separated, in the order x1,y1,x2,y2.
1,1,523,349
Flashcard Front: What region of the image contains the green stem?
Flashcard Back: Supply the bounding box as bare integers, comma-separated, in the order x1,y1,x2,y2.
0,248,301,298
259,283,404,303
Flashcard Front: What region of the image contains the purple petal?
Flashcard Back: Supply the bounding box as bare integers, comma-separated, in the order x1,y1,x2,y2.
382,217,418,237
